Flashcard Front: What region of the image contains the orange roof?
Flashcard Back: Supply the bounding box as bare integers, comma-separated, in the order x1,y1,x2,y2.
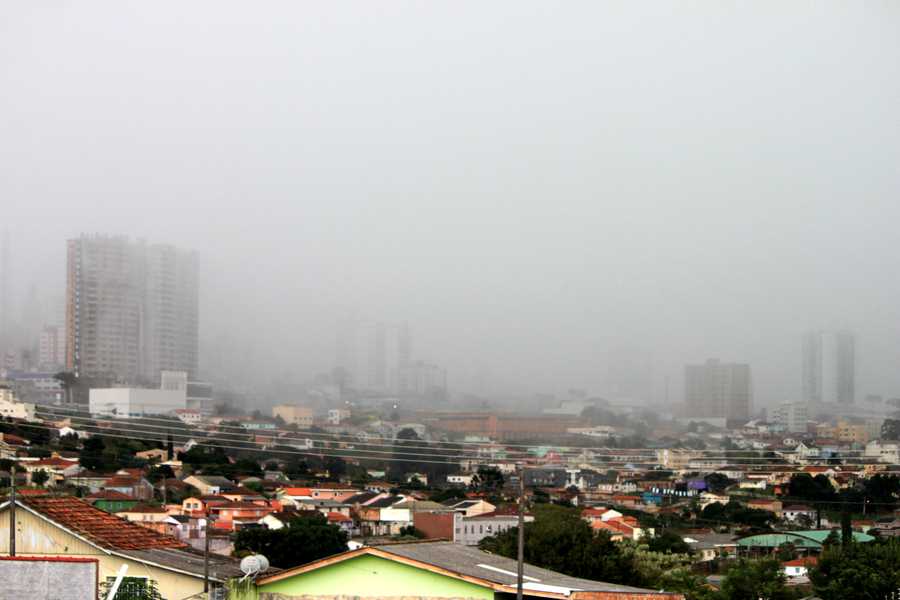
30,458,78,468
326,512,352,523
581,507,609,517
281,487,312,496
783,556,817,567
20,496,185,551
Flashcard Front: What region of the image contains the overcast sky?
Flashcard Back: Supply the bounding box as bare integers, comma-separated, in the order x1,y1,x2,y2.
2,2,899,405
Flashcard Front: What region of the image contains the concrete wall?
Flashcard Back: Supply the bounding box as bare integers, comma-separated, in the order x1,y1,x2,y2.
89,387,186,417
0,557,97,600
0,504,212,600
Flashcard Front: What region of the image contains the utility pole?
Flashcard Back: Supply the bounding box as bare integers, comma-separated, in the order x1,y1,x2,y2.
516,465,525,600
9,464,15,556
203,507,210,596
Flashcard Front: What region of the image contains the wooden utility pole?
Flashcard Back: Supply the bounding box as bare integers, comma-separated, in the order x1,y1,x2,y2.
203,508,210,595
9,465,15,556
517,465,525,600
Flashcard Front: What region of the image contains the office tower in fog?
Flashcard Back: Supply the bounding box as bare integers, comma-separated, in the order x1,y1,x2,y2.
802,330,855,405
397,321,411,394
66,235,199,384
142,244,199,383
685,359,752,421
370,321,387,389
0,230,10,350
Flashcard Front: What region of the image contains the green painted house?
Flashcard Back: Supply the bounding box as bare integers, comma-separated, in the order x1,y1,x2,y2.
85,490,139,514
255,541,682,600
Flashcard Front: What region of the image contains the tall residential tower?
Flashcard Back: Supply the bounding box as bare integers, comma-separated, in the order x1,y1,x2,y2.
684,359,752,422
802,330,855,405
65,235,198,385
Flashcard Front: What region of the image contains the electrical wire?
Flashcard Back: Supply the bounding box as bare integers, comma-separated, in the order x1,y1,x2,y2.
37,410,820,463
33,406,844,459
10,419,897,472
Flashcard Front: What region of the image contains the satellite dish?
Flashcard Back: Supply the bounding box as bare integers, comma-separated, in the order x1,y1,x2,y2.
240,554,270,579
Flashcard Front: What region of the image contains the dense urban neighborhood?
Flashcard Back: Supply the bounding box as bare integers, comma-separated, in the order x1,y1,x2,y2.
4,378,900,598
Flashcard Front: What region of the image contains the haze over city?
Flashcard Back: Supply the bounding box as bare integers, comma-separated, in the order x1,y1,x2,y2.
2,2,900,408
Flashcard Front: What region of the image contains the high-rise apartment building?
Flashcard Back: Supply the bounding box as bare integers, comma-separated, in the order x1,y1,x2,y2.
684,359,752,421
39,325,66,370
802,330,855,405
65,235,198,385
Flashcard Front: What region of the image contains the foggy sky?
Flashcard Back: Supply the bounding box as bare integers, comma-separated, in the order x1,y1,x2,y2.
2,2,899,405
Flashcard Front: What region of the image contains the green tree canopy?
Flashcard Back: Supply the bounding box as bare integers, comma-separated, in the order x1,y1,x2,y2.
479,505,637,585
233,512,348,569
811,537,900,600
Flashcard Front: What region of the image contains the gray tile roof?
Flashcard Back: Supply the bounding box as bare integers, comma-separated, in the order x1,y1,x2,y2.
372,541,656,594
119,547,249,582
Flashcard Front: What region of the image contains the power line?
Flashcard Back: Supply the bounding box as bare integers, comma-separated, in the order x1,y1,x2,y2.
13,419,897,472
34,406,844,459
39,410,824,463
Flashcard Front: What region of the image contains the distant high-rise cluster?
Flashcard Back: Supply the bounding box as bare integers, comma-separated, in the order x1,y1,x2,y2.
684,358,752,421
334,318,446,398
65,235,199,385
802,330,855,406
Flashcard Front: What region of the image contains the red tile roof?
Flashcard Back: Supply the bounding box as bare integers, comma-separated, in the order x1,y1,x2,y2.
29,458,78,468
326,512,352,523
21,496,185,550
783,556,817,567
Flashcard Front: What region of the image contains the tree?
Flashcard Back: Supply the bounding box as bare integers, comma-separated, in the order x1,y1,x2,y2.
704,472,731,493
79,436,107,471
470,467,504,493
390,428,421,480
776,542,797,562
233,512,348,569
719,557,795,600
99,577,163,600
841,511,853,547
786,473,837,503
53,371,78,406
701,502,774,530
646,530,692,555
811,537,900,600
882,419,900,440
479,505,637,585
32,469,50,487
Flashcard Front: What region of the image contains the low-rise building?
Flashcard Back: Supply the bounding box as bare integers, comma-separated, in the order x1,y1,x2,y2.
783,556,817,578
254,541,682,600
272,404,313,428
88,387,186,418
0,495,245,599
865,440,900,464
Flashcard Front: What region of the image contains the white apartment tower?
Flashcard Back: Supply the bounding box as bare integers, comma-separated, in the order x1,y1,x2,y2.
802,330,855,405
65,235,198,385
